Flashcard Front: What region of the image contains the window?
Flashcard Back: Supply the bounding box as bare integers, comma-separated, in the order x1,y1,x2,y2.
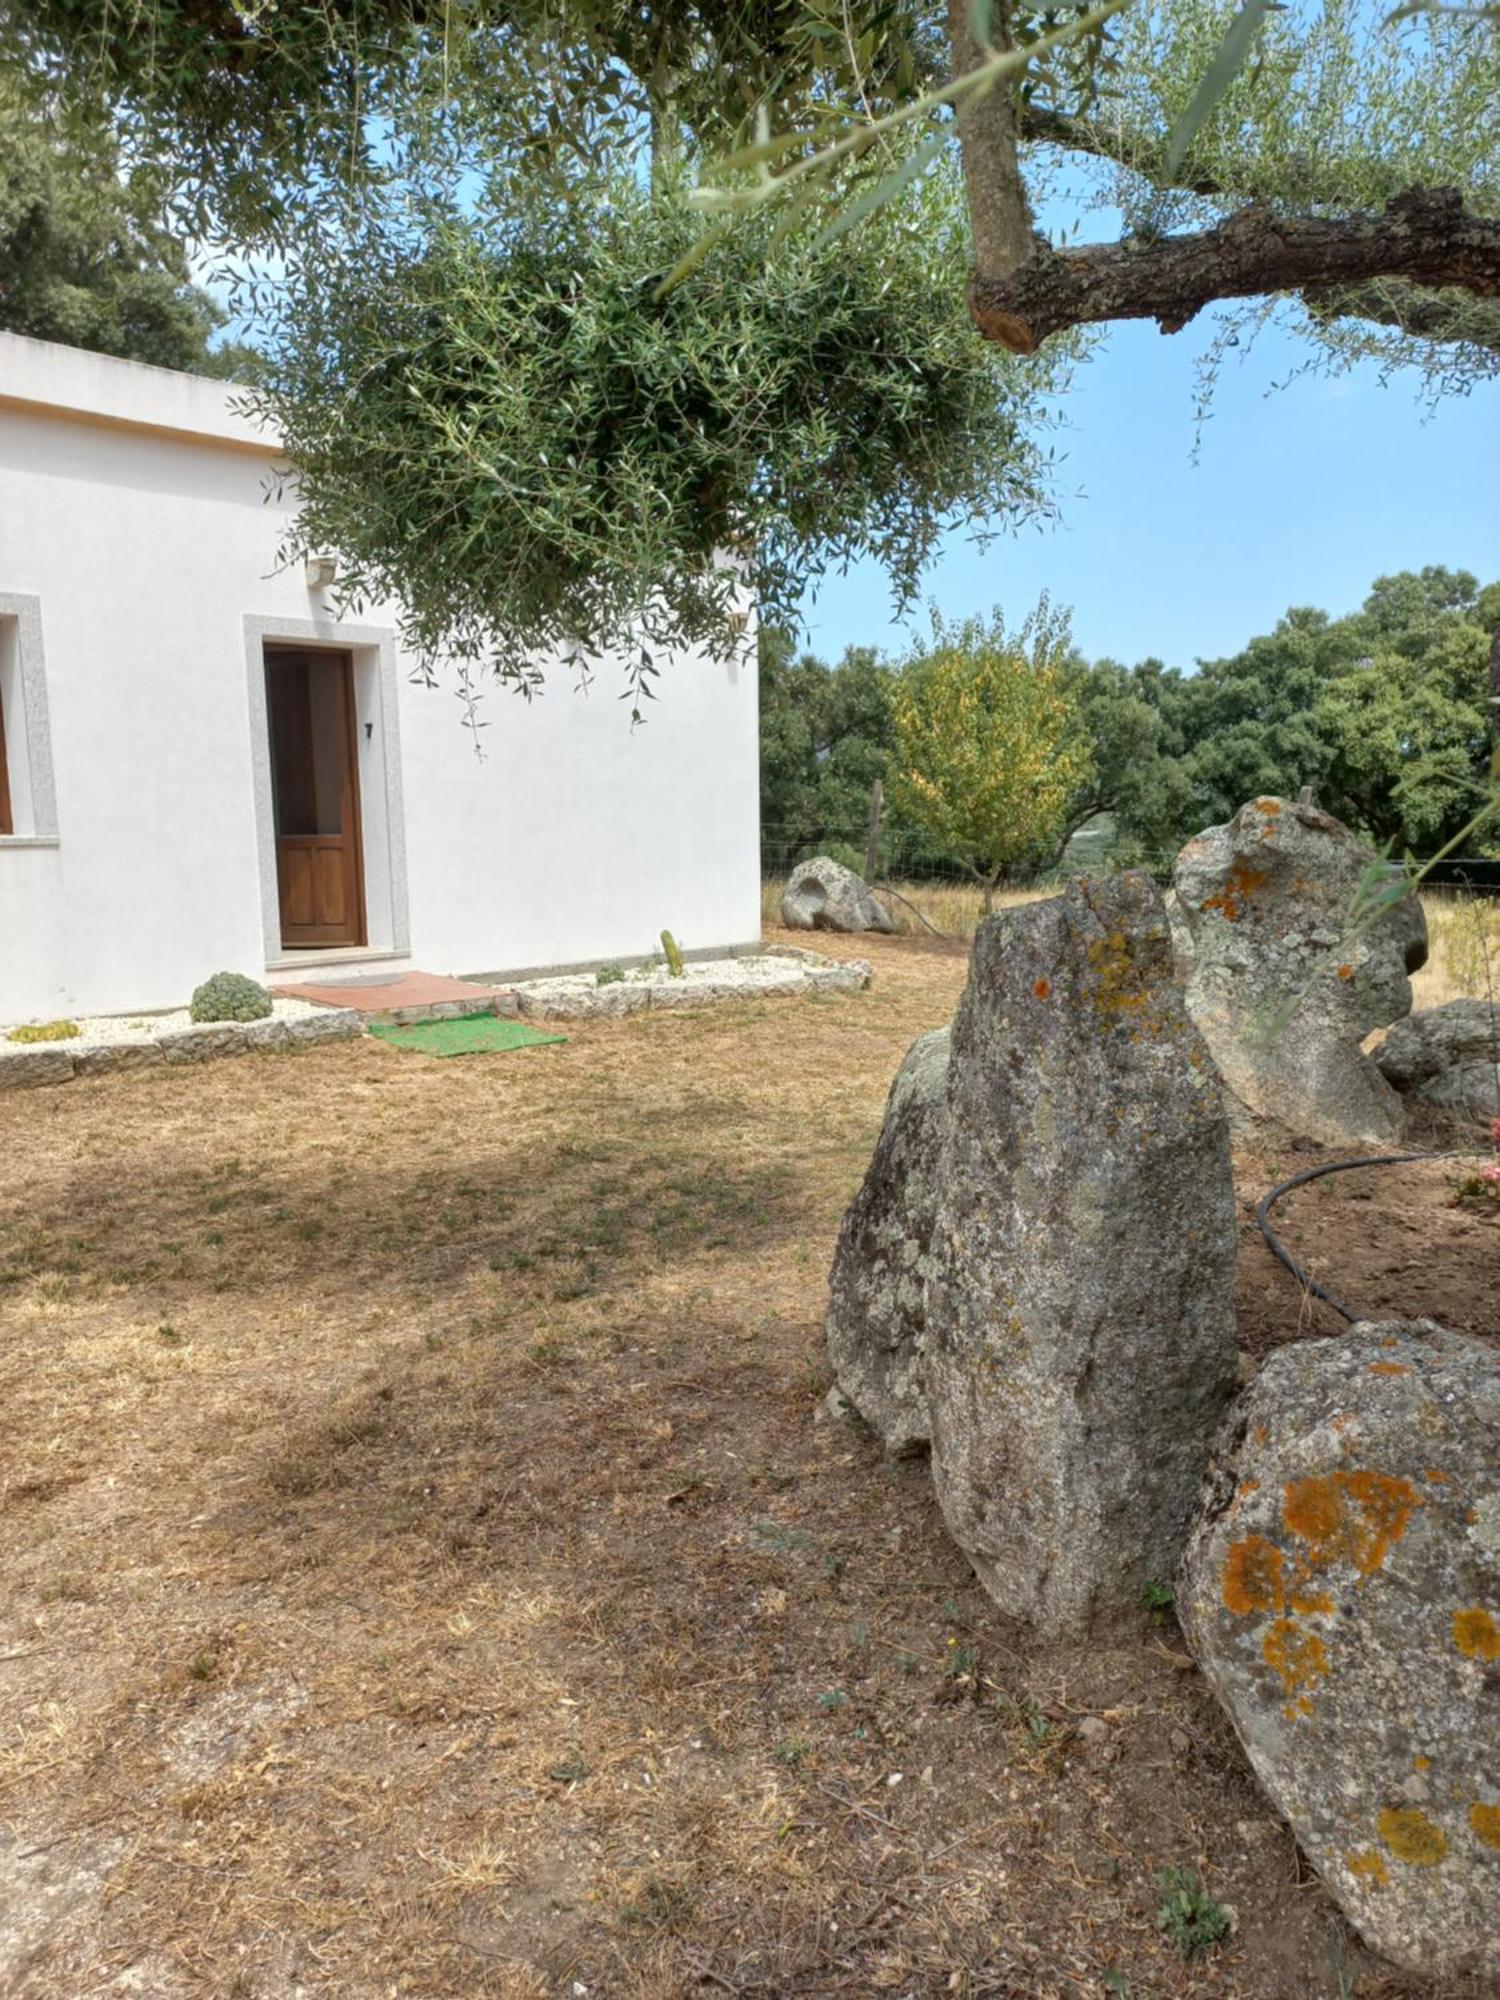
0,595,58,843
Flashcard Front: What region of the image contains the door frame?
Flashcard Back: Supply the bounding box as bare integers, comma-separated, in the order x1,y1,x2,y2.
245,615,411,966
264,642,367,949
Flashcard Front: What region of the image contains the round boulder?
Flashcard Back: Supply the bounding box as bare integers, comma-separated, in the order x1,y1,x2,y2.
1178,1320,1499,1980
1375,1000,1500,1128
1173,797,1428,1145
780,857,895,935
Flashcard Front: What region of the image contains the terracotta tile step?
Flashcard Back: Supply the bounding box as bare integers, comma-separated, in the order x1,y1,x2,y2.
273,971,517,1026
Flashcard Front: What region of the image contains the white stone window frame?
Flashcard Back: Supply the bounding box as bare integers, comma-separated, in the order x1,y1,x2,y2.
243,612,411,965
0,592,59,847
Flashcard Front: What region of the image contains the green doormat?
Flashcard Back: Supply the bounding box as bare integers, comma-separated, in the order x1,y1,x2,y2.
369,1014,566,1058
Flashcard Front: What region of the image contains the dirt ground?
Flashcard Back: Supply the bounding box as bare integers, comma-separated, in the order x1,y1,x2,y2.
1,929,1495,2000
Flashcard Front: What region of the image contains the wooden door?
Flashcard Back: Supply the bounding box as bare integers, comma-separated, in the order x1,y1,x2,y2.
265,646,366,949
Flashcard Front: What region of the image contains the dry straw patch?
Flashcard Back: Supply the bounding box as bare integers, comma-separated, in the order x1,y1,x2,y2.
1418,891,1500,1009
0,926,1489,1998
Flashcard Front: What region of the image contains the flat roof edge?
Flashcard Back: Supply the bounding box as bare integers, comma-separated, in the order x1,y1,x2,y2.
0,331,282,454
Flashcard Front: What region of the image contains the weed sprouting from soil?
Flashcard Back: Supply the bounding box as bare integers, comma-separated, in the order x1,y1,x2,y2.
1155,1866,1232,1959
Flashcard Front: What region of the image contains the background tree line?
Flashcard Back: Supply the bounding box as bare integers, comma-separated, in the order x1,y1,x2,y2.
0,79,259,377
761,566,1500,883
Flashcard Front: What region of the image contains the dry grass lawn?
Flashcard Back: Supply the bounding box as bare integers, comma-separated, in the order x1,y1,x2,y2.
1,927,1493,2000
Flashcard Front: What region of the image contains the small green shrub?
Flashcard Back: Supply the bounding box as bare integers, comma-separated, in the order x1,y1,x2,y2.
189,972,273,1024
7,1019,80,1043
595,963,625,987
1141,1579,1175,1625
659,929,685,978
1156,1868,1231,1960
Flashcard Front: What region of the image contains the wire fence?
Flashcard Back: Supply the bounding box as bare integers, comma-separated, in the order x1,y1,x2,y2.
761,822,1500,898
759,822,1106,890
761,822,1500,955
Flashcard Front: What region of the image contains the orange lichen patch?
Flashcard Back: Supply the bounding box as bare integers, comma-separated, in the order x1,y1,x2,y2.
1413,1756,1431,1773
1253,1423,1270,1446
1263,1616,1328,1699
1202,862,1268,923
1083,931,1153,1018
1290,1587,1335,1616
1282,1469,1420,1578
1223,1534,1286,1616
1033,978,1052,1000
1346,1848,1390,1886
1368,1362,1410,1377
1424,1468,1448,1484
1469,1803,1500,1850
1452,1607,1500,1661
1377,1807,1447,1867
1255,799,1283,816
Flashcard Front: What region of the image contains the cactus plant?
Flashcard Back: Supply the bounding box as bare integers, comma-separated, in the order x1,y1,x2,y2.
189,971,274,1024
660,930,685,978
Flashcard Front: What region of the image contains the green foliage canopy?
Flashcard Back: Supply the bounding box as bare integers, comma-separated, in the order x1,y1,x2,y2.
761,566,1499,881
262,176,1067,708
888,600,1091,906
7,0,1495,699
0,77,251,373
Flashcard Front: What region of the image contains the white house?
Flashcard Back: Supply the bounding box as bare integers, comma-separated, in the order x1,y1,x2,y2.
0,333,761,1022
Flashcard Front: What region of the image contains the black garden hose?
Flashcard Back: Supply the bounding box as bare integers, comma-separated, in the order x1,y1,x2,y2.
1255,1151,1456,1324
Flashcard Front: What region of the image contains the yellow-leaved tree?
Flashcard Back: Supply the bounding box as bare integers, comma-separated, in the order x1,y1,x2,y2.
890,598,1092,915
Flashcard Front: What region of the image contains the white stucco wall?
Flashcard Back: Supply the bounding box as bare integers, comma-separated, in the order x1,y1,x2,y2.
0,334,761,1020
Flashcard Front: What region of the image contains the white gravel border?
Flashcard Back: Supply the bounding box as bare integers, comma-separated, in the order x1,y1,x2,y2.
1,996,328,1051
0,998,363,1089
503,950,871,1020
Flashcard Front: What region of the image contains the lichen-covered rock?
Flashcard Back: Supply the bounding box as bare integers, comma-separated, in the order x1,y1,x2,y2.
1163,888,1194,982
1173,797,1428,1146
1375,1000,1500,1128
780,857,895,935
826,1026,950,1454
925,872,1238,1640
1178,1321,1499,1981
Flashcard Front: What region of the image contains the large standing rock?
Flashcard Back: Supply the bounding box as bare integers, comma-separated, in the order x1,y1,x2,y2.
1179,1321,1499,1981
826,1026,950,1454
1173,797,1428,1147
780,857,895,935
1375,1000,1500,1128
924,872,1239,1640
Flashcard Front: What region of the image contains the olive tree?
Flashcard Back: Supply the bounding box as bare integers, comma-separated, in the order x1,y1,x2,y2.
8,0,1494,692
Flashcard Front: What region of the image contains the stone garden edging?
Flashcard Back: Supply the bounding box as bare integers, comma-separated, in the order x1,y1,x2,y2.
0,1008,364,1090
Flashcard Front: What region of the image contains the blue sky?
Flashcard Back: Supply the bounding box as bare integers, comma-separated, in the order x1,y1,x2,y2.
801,311,1499,672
